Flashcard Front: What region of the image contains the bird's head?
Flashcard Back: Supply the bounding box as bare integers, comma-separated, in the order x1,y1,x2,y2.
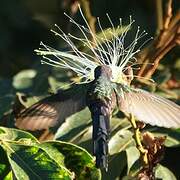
94,65,112,80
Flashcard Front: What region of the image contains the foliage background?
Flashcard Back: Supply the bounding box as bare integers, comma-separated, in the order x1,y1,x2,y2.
0,0,179,179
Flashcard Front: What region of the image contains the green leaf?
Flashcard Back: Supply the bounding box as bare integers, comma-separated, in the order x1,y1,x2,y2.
0,147,11,179
55,108,91,141
13,69,37,89
0,127,100,179
126,146,139,174
1,142,73,180
103,151,127,180
174,58,180,69
45,141,101,180
109,129,134,155
37,143,65,167
0,127,38,142
110,117,130,133
12,66,50,94
155,164,177,180
3,171,13,180
156,89,179,99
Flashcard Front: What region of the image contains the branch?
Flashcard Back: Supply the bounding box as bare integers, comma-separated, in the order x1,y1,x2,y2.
137,0,180,79
155,0,163,34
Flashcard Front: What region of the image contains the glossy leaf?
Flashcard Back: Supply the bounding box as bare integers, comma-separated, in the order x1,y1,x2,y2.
2,143,73,180
55,108,91,141
0,127,73,179
0,127,101,179
155,164,177,180
37,143,65,166
0,126,38,142
0,147,11,179
12,69,37,89
109,129,134,155
3,171,13,180
45,141,101,180
126,146,139,174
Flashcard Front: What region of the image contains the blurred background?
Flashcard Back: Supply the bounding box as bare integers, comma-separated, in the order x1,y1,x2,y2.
1,0,179,77
0,0,179,179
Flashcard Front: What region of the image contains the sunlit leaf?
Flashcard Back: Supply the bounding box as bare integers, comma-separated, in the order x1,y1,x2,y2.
2,143,73,180
76,126,92,145
45,141,101,180
126,146,139,174
155,164,177,180
110,117,131,132
109,129,134,155
0,127,38,142
55,108,91,141
13,69,37,89
156,89,179,100
174,58,180,69
3,171,13,180
37,143,65,166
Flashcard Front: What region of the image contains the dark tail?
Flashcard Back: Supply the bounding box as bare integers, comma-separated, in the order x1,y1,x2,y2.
91,102,110,171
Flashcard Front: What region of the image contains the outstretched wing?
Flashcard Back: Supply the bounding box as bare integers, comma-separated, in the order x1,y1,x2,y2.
117,87,180,128
15,83,89,131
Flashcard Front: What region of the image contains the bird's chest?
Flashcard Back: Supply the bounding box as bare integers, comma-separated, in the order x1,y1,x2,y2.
88,77,113,98
87,78,117,110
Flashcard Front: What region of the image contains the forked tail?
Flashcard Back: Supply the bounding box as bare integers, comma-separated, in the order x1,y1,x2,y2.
91,102,110,171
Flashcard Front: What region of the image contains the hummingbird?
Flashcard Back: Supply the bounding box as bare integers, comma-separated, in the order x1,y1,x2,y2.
15,10,180,170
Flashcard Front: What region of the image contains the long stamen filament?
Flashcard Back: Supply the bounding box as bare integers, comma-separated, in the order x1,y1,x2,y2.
36,7,151,84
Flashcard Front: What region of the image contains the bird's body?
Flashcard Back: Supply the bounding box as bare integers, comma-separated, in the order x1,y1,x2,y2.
86,66,116,170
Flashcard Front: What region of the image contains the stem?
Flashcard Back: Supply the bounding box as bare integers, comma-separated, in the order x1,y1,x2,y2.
155,0,163,34
129,114,148,166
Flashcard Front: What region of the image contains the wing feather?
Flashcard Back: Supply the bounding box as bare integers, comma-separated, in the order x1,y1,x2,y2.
15,84,88,131
117,88,180,128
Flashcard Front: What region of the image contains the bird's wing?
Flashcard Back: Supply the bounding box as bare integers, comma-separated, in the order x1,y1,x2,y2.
117,87,180,128
15,83,89,131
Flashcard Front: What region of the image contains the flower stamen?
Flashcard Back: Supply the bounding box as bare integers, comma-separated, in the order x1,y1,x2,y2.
35,6,152,84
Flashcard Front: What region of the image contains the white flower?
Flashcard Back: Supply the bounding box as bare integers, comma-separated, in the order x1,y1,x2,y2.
35,6,152,84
